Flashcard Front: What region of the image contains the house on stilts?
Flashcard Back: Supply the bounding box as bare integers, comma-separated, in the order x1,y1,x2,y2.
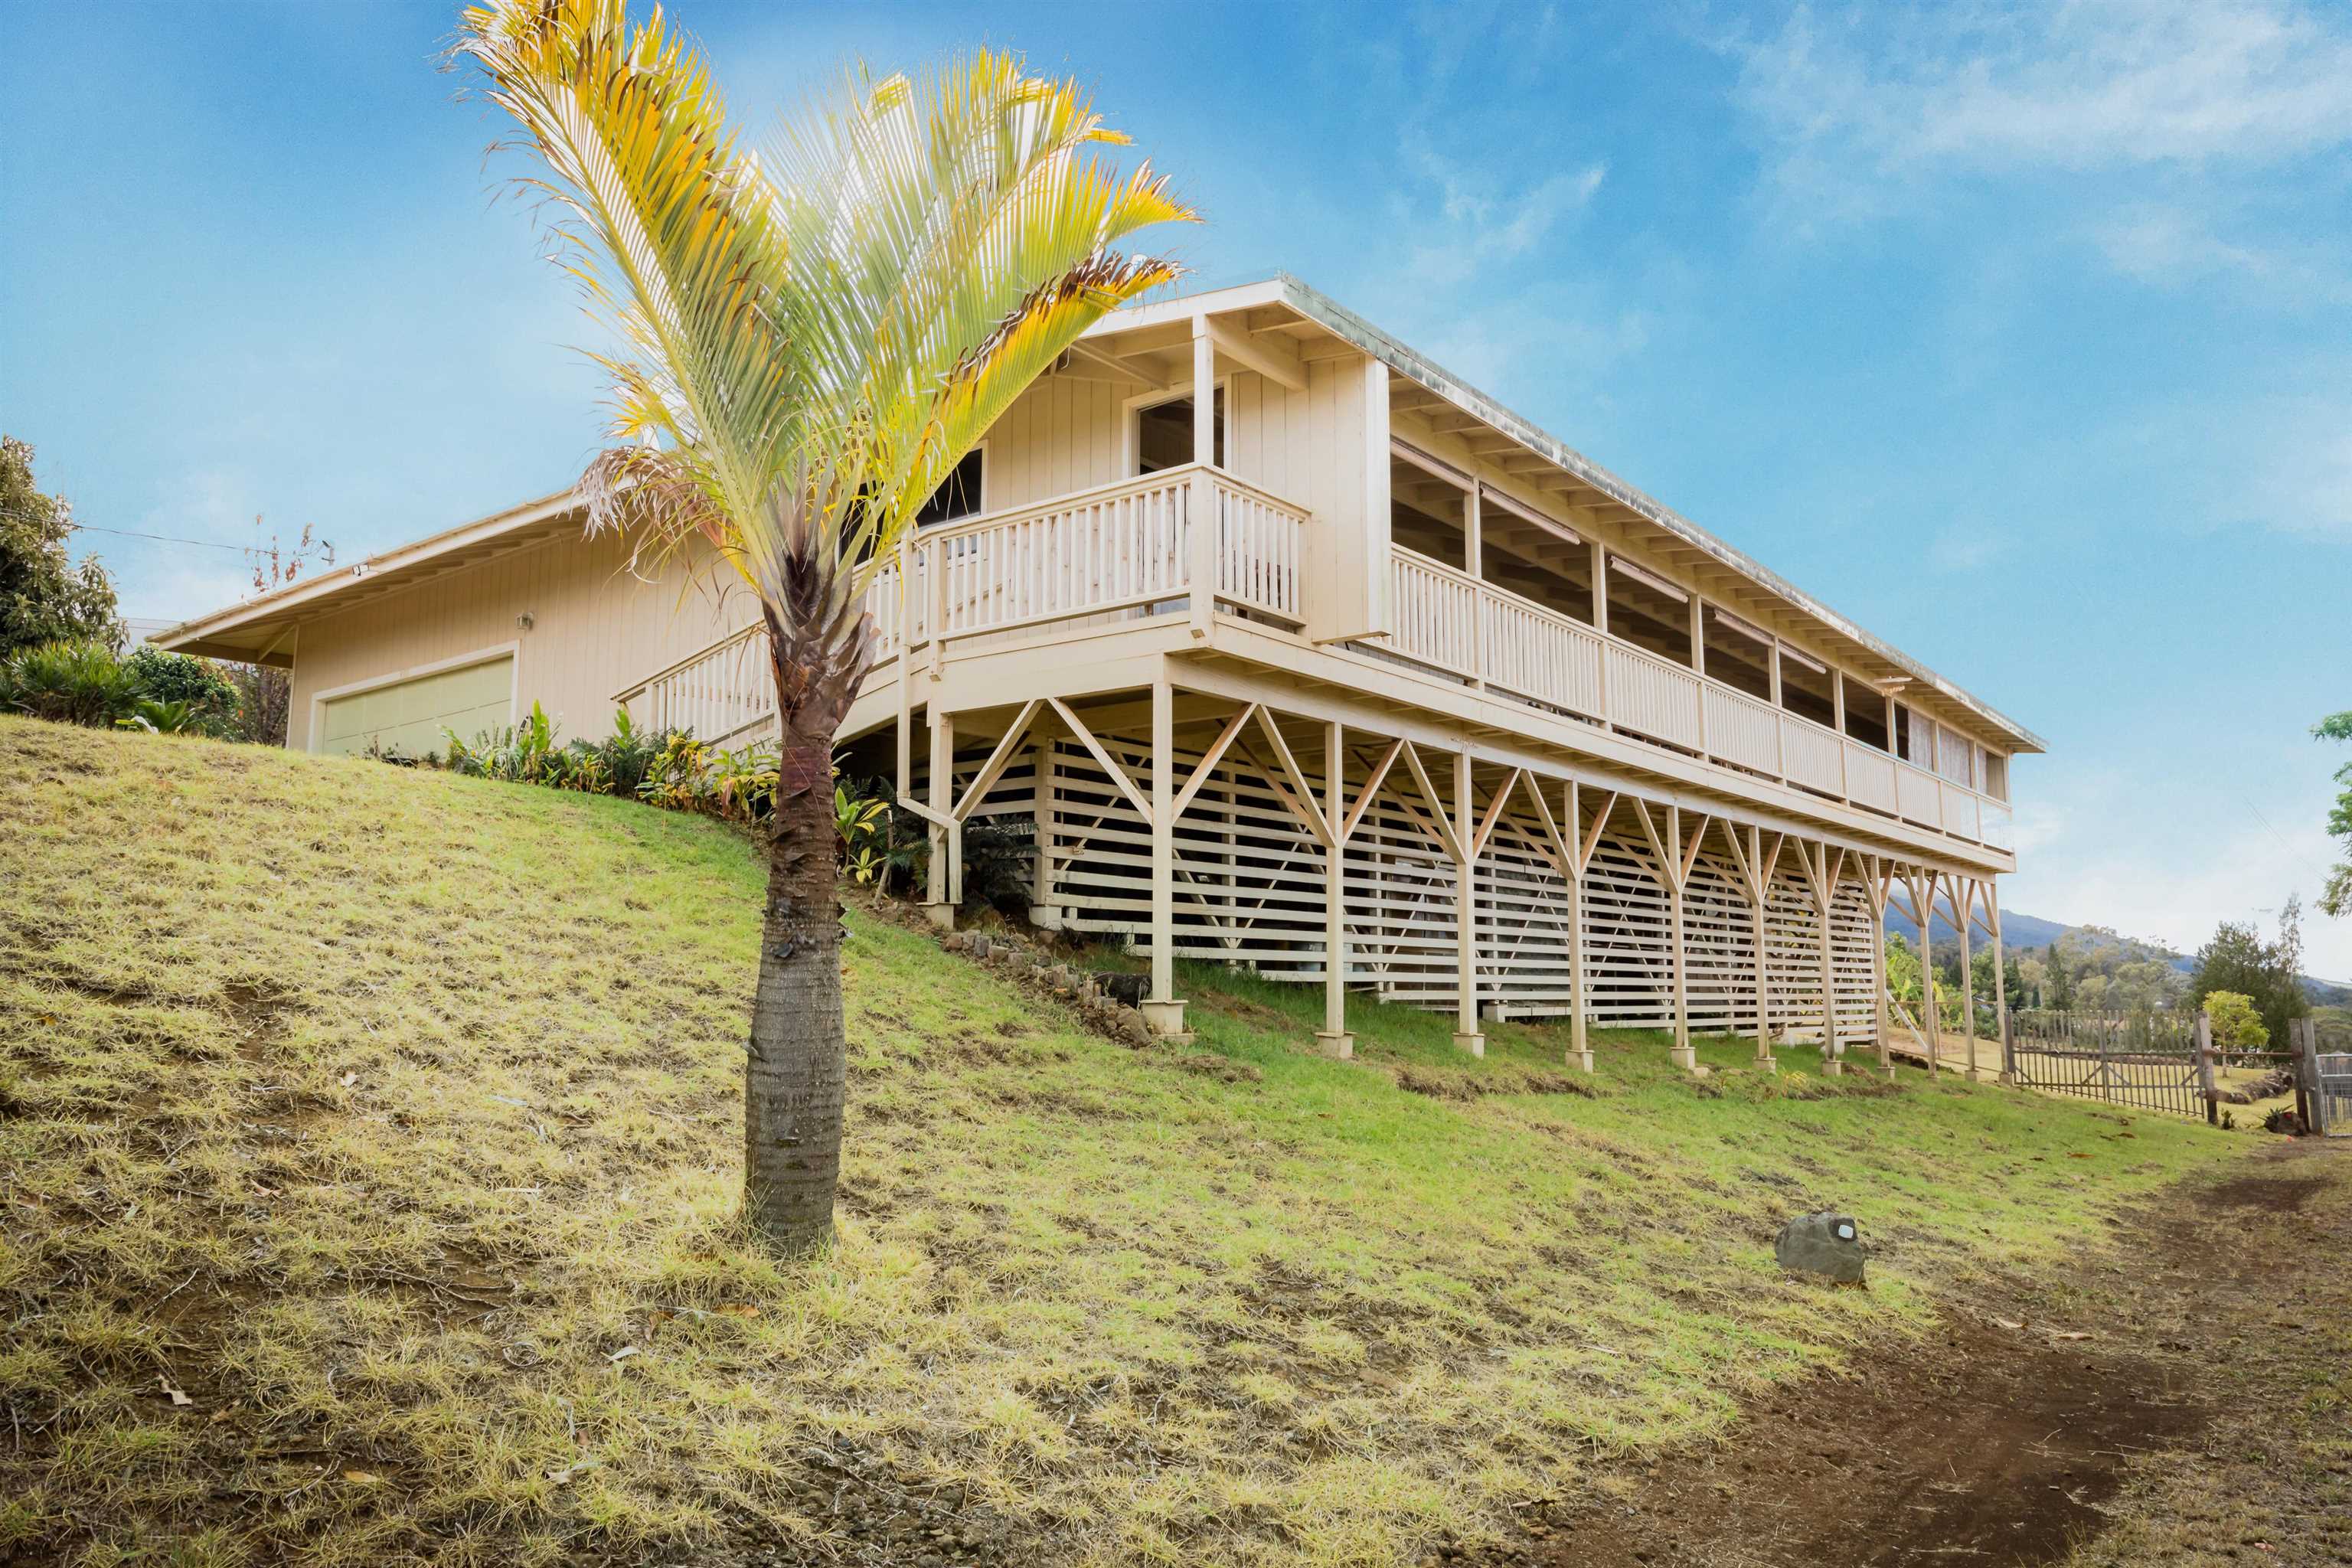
158,276,2037,1073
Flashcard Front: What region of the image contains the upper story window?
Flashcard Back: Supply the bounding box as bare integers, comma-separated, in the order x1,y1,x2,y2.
1605,554,1693,669
1135,389,1224,474
1841,672,1889,750
1776,642,1836,728
1703,607,1772,701
915,449,985,528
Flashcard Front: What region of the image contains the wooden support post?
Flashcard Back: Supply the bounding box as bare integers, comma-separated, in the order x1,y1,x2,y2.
1187,318,1217,640
2196,1011,2218,1125
1913,871,1939,1076
924,709,956,928
1957,877,1979,1080
1668,807,1694,1070
1318,720,1353,1059
1452,749,1484,1057
1988,886,2012,1083
2295,1018,2319,1133
1864,855,1893,1078
1563,780,1594,1073
1192,318,1216,466
1630,798,1697,1073
1141,676,1187,1039
1464,485,1485,690
1816,844,1844,1074
1756,831,1780,1067
1028,734,1059,929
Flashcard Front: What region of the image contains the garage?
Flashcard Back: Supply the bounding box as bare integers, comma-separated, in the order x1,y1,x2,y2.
318,655,514,758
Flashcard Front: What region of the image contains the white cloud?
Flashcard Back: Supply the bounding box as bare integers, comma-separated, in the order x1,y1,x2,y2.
1735,1,2352,182
1927,524,2006,573
2090,204,2266,283
1725,0,2352,280
1396,142,1606,289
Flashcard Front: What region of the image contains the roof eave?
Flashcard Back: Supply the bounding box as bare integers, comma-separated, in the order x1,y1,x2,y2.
1261,273,2047,755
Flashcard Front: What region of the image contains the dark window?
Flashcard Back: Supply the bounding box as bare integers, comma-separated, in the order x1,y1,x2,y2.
1136,390,1224,474
1702,608,1773,700
915,449,985,527
1778,648,1837,727
1605,557,1694,668
1841,673,1889,750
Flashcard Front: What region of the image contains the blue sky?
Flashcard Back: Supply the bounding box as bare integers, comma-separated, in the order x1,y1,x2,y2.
5,2,2349,972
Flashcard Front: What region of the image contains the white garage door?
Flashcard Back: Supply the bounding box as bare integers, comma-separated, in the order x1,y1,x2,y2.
318,656,514,758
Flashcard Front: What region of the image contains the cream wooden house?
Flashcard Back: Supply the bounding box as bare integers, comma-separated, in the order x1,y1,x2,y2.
160,276,2035,1072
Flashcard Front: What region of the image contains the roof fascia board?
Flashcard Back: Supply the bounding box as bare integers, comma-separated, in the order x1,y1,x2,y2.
154,489,581,652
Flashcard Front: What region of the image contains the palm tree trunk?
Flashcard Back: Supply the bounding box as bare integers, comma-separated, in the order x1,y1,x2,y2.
743,739,847,1252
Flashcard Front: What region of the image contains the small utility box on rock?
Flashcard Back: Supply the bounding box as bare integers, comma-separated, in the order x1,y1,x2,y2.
1775,1211,1866,1285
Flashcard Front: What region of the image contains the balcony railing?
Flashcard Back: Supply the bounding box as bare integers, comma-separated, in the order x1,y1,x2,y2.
1384,544,2014,850
617,465,1308,743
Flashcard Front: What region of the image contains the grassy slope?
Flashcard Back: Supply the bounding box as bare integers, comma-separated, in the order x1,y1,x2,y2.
0,716,2246,1568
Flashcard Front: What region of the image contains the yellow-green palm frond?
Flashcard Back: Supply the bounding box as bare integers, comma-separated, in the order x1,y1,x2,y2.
456,0,809,534
459,3,1192,733
761,48,1197,601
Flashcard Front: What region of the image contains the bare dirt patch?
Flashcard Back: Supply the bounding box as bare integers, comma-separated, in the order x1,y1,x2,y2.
1475,1142,2350,1568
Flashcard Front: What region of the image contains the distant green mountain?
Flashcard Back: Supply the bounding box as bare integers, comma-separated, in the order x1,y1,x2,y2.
1881,907,2351,1005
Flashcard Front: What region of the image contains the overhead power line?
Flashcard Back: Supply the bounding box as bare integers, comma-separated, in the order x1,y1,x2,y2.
65,521,252,554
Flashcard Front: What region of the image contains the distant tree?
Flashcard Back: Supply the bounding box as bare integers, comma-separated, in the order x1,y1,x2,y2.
2014,952,2047,1008
2320,710,2352,919
1883,931,1923,1007
2190,900,2308,1044
1,436,119,657
2044,941,2074,1011
224,662,290,746
2202,990,2269,1061
1970,947,2028,1014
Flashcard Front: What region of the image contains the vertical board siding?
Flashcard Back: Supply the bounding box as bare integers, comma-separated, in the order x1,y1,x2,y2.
287,528,743,751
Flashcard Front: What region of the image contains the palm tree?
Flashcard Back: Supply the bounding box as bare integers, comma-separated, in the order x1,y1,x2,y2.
455,0,1191,1252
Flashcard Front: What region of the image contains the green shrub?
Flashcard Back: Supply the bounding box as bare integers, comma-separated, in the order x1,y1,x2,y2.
126,647,238,718
1,640,143,727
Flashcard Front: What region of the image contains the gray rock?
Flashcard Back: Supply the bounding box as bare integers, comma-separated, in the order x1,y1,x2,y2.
969,935,991,959
1775,1210,1866,1284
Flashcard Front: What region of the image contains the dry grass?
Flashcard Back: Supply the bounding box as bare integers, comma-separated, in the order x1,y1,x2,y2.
0,716,2251,1566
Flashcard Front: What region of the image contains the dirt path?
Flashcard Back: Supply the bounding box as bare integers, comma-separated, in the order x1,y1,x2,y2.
1475,1139,2352,1568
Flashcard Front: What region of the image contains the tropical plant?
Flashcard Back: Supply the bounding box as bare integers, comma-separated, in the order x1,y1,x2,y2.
639,730,713,813
1,639,143,727
598,707,662,798
709,740,780,822
116,698,224,737
443,701,563,783
835,776,890,881
456,0,1190,1250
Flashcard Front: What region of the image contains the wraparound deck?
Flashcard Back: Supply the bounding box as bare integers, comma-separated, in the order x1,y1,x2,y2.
618,467,2013,866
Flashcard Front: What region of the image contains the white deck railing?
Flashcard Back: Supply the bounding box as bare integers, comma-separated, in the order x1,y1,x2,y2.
1383,544,2013,848
616,466,1308,743
613,622,771,743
